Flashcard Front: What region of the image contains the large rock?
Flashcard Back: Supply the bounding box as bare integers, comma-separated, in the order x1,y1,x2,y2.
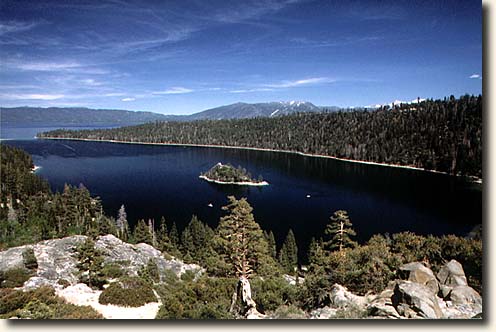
399,262,439,294
95,235,202,280
449,286,482,306
392,281,444,319
329,283,368,308
437,260,468,287
0,234,202,289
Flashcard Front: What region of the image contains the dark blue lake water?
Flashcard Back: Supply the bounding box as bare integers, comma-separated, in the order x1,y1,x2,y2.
1,128,482,260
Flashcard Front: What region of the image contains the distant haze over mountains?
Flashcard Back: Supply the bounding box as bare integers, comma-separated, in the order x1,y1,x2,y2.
1,101,341,126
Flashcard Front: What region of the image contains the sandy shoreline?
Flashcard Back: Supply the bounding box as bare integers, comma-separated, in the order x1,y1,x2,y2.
38,136,482,184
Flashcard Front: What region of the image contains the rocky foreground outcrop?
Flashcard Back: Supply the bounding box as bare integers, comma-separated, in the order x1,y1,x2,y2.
310,260,482,319
0,234,201,290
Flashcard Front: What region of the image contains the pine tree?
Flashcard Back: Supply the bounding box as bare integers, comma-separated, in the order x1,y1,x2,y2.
307,237,326,267
278,229,298,274
169,222,179,249
116,204,129,241
264,230,277,259
75,238,106,289
215,196,275,278
134,219,153,245
148,218,156,247
216,196,278,316
324,210,357,252
157,216,172,253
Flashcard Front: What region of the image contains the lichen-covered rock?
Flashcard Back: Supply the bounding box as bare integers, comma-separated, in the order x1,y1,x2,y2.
399,262,439,294
437,260,468,287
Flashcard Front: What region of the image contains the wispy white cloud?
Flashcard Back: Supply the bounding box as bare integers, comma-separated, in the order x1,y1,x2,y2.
0,21,40,36
104,92,126,97
3,60,110,75
469,74,481,79
229,88,275,93
265,77,335,88
0,93,65,100
121,97,135,102
153,87,194,95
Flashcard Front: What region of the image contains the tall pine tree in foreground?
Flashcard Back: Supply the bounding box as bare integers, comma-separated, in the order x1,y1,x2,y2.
324,210,357,252
216,196,276,316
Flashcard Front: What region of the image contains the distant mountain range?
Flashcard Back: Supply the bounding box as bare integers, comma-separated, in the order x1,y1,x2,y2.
0,107,172,127
0,101,340,127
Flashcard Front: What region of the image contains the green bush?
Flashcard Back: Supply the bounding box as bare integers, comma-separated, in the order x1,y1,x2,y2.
0,267,32,288
270,304,307,319
0,285,101,319
251,276,299,313
101,263,124,279
98,277,157,307
22,248,38,270
155,276,236,319
180,269,196,282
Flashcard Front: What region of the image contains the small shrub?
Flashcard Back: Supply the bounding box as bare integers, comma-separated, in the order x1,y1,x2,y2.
138,259,160,284
57,279,71,288
22,248,38,270
333,303,368,319
102,263,124,279
98,277,157,307
53,303,103,319
180,270,196,282
270,305,307,319
0,267,32,288
162,269,178,284
251,276,299,313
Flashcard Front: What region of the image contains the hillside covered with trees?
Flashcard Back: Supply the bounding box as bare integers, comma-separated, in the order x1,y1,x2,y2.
40,95,482,178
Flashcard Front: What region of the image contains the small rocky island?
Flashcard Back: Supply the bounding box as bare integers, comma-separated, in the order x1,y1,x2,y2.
200,163,269,186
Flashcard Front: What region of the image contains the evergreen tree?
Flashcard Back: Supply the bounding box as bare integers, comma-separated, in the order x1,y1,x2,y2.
324,210,357,252
134,219,153,245
116,204,129,241
157,216,173,253
169,222,180,249
278,229,298,274
264,230,277,259
148,218,156,247
307,237,326,267
75,238,106,289
215,196,276,278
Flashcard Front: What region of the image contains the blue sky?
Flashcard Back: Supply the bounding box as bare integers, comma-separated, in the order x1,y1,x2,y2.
0,0,482,115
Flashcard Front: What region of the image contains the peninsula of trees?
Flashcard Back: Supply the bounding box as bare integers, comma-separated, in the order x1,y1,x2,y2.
39,95,482,178
200,163,268,186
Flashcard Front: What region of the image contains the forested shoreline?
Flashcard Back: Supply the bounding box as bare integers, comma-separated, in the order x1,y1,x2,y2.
40,95,482,178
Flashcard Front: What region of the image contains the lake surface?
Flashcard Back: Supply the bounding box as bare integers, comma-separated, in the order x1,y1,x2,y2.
1,129,482,261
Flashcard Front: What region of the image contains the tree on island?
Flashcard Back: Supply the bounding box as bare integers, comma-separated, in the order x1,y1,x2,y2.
324,210,357,252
